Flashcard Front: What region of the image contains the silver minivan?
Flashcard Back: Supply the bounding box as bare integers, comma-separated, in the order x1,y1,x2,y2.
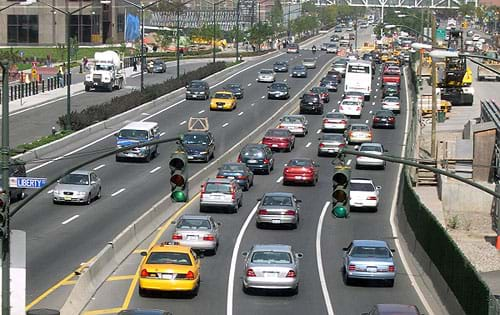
200,178,243,213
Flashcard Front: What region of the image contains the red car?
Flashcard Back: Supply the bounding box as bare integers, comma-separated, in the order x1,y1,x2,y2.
382,66,401,85
262,128,295,152
283,158,319,186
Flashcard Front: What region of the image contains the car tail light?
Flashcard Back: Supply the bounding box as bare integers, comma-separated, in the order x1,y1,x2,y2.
258,209,268,215
236,175,247,180
305,168,313,174
388,265,395,272
323,119,329,123
263,158,270,164
284,167,290,173
262,137,270,142
203,234,215,241
373,117,380,122
349,131,353,137
338,143,345,148
319,143,325,148
231,187,236,200
285,210,296,215
216,175,225,178
348,264,356,271
388,117,395,121
172,233,183,240
356,106,361,111
140,269,149,278
237,155,242,163
368,132,372,138
246,269,256,277
200,184,206,199
186,271,195,280
341,120,347,124
367,196,377,200
286,270,296,278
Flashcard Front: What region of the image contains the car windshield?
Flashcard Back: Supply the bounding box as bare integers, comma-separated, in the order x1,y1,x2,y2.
350,246,391,258
360,145,383,152
288,159,312,167
221,164,245,172
275,61,286,66
242,148,265,158
262,195,293,206
342,100,359,106
251,251,292,264
294,66,305,70
312,87,327,93
205,183,231,193
260,70,273,74
351,182,375,191
303,58,315,63
266,129,289,137
190,81,205,87
153,60,163,65
95,64,112,71
177,218,211,230
350,125,369,131
303,95,318,102
146,252,192,265
322,134,344,141
326,113,344,119
183,134,208,145
60,174,89,185
117,129,148,140
282,116,303,124
376,111,393,117
271,84,287,91
214,93,232,99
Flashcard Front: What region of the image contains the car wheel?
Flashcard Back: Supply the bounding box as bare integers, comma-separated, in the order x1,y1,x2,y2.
290,222,298,229
115,156,122,162
200,206,206,213
386,279,394,287
145,152,151,162
343,271,352,285
86,194,92,205
243,284,252,294
256,222,264,229
138,287,149,297
243,183,250,191
97,188,102,200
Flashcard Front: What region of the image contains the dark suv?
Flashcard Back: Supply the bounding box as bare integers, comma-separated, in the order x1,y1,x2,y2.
299,93,324,115
181,131,215,162
237,144,275,174
267,82,290,99
185,80,210,100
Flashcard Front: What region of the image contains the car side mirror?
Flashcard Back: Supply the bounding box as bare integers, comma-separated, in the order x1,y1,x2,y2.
171,221,176,225
257,198,261,201
384,149,388,152
296,199,302,203
296,253,304,259
390,249,395,252
342,247,348,251
242,251,248,257
140,251,148,257
376,186,382,190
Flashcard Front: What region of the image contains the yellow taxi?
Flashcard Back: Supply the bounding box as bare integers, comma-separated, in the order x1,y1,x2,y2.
209,91,237,111
385,57,400,66
138,242,201,296
380,52,390,63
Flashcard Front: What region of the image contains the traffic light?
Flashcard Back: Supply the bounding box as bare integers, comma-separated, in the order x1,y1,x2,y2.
169,150,188,202
332,166,350,218
0,192,9,238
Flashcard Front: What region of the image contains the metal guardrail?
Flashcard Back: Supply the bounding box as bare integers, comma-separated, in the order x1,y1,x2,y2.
0,74,70,105
480,99,500,130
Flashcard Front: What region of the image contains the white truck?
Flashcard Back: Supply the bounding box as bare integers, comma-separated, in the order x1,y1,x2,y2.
84,51,124,92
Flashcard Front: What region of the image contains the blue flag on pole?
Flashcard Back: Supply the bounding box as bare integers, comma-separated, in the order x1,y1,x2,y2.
125,13,140,42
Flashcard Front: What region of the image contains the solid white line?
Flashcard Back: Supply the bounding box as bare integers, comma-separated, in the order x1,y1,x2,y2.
389,67,434,315
47,189,54,194
180,120,187,125
247,83,252,87
159,132,166,137
111,188,125,197
346,159,352,165
261,95,265,99
238,112,244,116
93,164,106,171
316,201,335,315
251,103,255,106
9,91,86,118
276,176,283,183
227,203,260,315
149,166,161,174
369,110,373,114
141,113,150,116
62,215,80,225
198,110,205,114
305,142,311,148
222,123,229,128
316,129,322,134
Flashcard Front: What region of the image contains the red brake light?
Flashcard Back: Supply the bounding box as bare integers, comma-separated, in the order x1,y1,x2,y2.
236,175,247,179
341,120,347,124
237,155,242,163
388,117,395,121
323,119,328,123
203,234,215,241
216,175,225,178
286,270,296,278
348,264,356,271
172,233,183,240
263,158,270,164
338,143,345,148
319,143,325,148
373,117,380,121
186,271,195,280
246,269,256,277
258,209,268,215
367,196,377,200
140,269,149,277
357,106,361,111
285,210,296,215
388,265,395,272
339,105,344,110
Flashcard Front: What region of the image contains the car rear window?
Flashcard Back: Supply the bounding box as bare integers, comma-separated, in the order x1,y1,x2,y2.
214,93,232,99
147,252,192,265
351,182,375,191
242,148,265,158
350,246,391,258
303,95,319,102
326,113,344,119
221,164,244,172
288,159,312,167
282,116,302,124
322,134,345,141
251,251,292,264
266,129,289,137
360,145,383,152
205,183,232,193
260,70,273,74
262,195,293,206
177,218,211,230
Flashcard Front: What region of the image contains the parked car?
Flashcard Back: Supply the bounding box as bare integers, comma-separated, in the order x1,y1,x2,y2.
317,133,346,156
273,60,289,72
267,82,290,99
372,110,396,129
349,178,380,210
199,178,243,213
242,244,302,294
171,214,220,255
262,128,295,152
322,112,349,131
238,144,275,174
283,158,319,186
277,115,308,136
223,83,244,99
257,69,276,83
343,240,395,286
355,143,387,169
216,162,254,191
345,124,372,144
299,93,324,115
53,170,101,205
255,193,301,229
185,80,210,100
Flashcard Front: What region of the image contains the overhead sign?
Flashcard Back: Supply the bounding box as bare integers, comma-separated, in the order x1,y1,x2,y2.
9,177,47,189
436,28,446,41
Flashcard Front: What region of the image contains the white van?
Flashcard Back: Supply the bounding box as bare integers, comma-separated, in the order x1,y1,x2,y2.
115,121,160,162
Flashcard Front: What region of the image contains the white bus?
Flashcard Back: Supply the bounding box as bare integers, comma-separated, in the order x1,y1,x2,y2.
344,60,372,101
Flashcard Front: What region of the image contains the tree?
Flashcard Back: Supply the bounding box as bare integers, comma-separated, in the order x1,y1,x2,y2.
154,30,174,49
270,0,284,30
458,3,475,17
248,22,273,50
318,5,338,27
227,25,246,43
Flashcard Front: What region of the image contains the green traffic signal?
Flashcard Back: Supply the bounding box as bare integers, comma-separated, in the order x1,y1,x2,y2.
332,166,351,219
332,204,348,218
172,190,188,202
169,151,188,202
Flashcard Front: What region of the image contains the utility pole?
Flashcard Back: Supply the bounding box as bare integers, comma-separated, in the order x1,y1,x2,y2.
235,0,240,62
176,8,180,78
431,12,438,159
213,1,216,63
287,0,291,39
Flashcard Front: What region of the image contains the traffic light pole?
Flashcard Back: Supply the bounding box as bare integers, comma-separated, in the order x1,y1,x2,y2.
0,61,10,315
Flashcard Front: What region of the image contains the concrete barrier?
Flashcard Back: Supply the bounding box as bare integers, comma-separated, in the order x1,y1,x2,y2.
59,47,335,315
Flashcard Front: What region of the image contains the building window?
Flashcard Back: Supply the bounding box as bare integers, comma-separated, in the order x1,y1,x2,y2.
117,13,125,33
70,14,92,43
7,15,39,44
91,14,100,34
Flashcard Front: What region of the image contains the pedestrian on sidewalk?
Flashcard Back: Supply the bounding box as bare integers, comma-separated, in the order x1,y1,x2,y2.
57,65,64,86
82,56,89,70
132,59,138,72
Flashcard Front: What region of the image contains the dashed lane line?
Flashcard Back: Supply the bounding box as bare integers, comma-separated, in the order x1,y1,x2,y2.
111,188,126,197
62,215,80,225
149,166,161,174
93,164,106,171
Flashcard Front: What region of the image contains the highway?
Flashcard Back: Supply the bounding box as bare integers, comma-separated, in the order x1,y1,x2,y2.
16,27,446,314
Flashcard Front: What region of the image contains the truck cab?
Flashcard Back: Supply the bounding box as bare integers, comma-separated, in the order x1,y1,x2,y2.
85,51,124,92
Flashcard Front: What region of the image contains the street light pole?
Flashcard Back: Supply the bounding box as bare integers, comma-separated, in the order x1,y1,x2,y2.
431,12,438,159
287,1,291,39
235,0,240,62
213,1,216,63
176,8,180,78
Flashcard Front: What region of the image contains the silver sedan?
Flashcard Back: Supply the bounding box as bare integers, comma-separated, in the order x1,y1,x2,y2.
53,170,101,204
171,214,220,255
257,69,276,83
355,143,387,169
343,240,396,287
256,192,301,229
242,244,303,294
317,134,346,156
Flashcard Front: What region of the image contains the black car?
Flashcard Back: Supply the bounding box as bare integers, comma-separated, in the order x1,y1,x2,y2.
330,35,340,41
273,61,289,72
382,82,400,97
181,131,215,162
216,162,254,191
0,158,26,201
224,83,244,99
320,77,338,92
291,65,307,78
299,93,324,115
372,109,396,129
267,82,290,99
149,59,167,73
237,144,275,174
185,80,210,100
326,70,342,83
311,86,330,103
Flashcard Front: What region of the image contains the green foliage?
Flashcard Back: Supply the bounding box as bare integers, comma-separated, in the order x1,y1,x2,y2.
378,8,425,37
458,3,476,17
70,37,79,58
291,15,319,35
227,25,246,43
57,62,227,131
15,130,73,152
154,30,174,49
336,4,366,18
248,22,273,48
318,6,338,27
192,24,224,41
270,0,284,30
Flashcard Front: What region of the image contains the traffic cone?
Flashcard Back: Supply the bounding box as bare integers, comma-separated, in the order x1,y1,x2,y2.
496,235,500,250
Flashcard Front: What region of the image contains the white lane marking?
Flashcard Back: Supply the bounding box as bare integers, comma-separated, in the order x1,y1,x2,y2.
372,102,375,106
276,176,283,183
261,95,265,99
316,129,322,134
316,201,335,315
198,110,205,114
227,203,260,315
93,164,106,171
346,159,352,165
149,166,161,174
375,89,378,92
179,120,187,125
47,189,54,194
159,132,166,137
111,188,125,197
141,113,150,116
222,123,229,128
374,95,377,99
284,79,287,82
62,215,80,225
305,142,311,148
369,110,373,114
365,119,369,124
238,112,244,116
251,103,255,106
389,67,434,315
247,83,252,87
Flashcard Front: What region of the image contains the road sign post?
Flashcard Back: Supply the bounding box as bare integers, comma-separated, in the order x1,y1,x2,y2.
9,177,47,189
